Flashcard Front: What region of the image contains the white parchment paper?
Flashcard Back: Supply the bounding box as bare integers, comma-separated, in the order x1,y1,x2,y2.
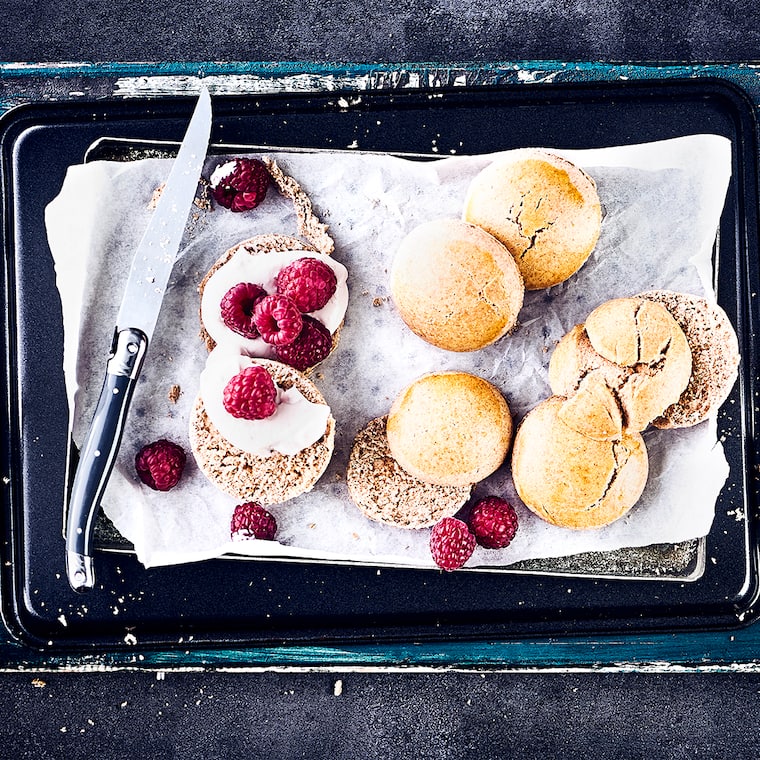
45,135,733,569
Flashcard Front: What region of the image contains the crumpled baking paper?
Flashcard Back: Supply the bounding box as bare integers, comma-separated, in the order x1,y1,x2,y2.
45,134,733,570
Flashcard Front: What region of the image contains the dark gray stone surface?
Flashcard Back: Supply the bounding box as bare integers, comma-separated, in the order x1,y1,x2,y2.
3,670,760,759
2,3,760,759
0,0,758,63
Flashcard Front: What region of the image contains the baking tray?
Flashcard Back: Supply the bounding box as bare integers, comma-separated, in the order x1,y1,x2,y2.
1,79,758,651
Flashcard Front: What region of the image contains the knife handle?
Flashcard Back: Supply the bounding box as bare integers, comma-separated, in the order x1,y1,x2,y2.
65,327,148,593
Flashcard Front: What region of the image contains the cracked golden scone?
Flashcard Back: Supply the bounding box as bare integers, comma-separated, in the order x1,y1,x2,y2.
386,371,513,488
462,149,602,290
511,396,649,530
390,218,524,352
549,297,692,432
347,417,472,528
638,290,740,428
189,355,335,504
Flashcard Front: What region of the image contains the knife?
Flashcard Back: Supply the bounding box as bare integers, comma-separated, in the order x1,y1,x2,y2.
65,87,212,593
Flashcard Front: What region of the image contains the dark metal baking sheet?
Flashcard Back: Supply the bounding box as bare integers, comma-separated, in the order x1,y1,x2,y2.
1,79,758,651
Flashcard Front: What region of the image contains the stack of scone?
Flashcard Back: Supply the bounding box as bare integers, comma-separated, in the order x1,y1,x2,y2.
189,160,348,505
390,149,603,352
512,292,739,530
347,371,513,529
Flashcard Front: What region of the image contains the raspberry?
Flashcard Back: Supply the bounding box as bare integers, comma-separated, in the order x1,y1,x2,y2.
230,502,277,541
220,282,267,338
223,365,278,420
253,294,303,346
276,257,338,313
135,439,186,491
429,517,476,571
467,496,519,549
274,315,332,371
210,158,270,212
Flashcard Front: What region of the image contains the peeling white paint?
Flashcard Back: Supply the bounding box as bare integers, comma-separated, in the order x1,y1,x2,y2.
113,73,376,98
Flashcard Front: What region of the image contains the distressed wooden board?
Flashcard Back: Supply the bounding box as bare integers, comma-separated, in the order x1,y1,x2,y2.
1,61,759,672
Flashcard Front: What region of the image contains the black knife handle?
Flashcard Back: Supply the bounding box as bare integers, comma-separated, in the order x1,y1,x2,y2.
65,327,148,593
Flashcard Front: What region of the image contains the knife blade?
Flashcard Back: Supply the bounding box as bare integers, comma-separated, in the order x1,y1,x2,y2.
65,87,212,593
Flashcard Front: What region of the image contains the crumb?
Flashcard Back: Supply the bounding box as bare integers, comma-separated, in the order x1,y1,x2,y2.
168,384,182,404
308,523,316,529
147,184,165,210
372,296,386,307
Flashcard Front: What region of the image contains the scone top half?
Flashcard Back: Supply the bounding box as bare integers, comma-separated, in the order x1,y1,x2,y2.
463,148,602,290
390,218,524,352
386,371,513,488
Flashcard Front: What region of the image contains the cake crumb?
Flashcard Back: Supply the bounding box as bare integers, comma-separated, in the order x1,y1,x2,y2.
168,384,182,404
147,184,165,210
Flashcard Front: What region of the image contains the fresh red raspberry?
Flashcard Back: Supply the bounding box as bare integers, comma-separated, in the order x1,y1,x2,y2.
253,293,303,346
210,157,270,212
230,502,277,541
275,257,338,313
429,517,476,571
135,439,186,491
467,496,519,549
274,315,332,371
220,282,267,338
223,365,278,420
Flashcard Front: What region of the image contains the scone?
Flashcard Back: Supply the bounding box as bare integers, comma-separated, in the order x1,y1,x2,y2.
390,218,524,352
386,371,513,487
638,290,740,428
549,297,692,432
511,396,649,530
463,149,602,290
198,233,348,371
189,353,335,503
347,416,471,529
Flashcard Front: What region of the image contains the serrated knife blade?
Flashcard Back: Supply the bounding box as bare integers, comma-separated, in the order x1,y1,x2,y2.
65,88,212,592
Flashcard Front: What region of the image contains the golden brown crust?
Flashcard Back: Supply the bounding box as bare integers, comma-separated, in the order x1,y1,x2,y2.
188,359,335,504
346,417,471,529
548,298,692,432
511,396,649,530
463,149,602,290
386,371,513,487
390,218,524,352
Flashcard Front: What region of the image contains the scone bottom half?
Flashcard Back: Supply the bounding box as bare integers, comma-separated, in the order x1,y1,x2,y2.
197,233,347,374
189,358,336,505
347,416,472,529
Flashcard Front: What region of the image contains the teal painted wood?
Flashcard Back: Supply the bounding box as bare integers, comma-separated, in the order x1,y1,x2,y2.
1,61,759,671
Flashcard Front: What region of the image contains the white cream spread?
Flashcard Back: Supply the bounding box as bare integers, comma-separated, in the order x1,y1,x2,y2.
200,349,331,457
200,248,349,356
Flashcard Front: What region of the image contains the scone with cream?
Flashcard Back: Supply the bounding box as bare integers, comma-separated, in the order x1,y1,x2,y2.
511,396,649,530
189,351,335,503
463,149,602,290
390,218,524,352
198,233,349,372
